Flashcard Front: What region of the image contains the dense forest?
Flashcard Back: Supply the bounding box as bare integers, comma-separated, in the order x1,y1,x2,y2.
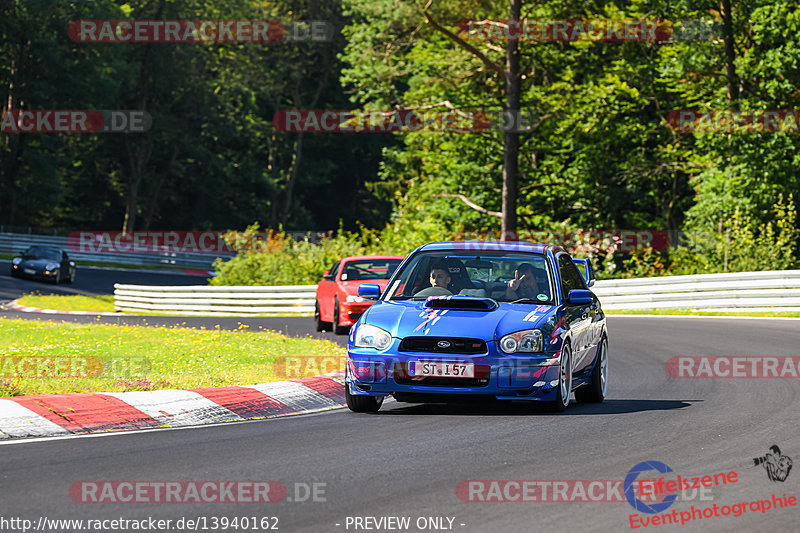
2,0,799,277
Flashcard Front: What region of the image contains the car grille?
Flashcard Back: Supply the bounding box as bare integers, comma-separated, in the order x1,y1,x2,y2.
393,363,491,387
398,337,487,354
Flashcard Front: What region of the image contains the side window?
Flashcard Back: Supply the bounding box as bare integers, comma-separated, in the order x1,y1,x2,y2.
558,254,587,299
329,261,341,279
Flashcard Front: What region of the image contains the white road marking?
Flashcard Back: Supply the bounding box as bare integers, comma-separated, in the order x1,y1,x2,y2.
102,390,244,426
0,399,70,438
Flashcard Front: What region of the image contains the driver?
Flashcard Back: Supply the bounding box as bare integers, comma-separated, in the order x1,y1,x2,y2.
429,265,452,290
505,262,545,300
413,262,453,297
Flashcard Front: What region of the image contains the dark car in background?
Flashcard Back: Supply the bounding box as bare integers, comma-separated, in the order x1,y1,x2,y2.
10,246,76,284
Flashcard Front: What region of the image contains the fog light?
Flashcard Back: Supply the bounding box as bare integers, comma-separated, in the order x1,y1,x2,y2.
348,359,387,383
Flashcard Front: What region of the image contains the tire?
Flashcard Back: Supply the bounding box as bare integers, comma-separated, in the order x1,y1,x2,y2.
547,342,573,412
66,268,75,284
333,298,348,335
345,381,383,413
575,336,608,404
314,300,330,332
52,269,60,284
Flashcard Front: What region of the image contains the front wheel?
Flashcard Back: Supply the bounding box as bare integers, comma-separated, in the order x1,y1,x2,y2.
575,336,608,404
345,383,383,413
52,269,60,284
66,268,75,284
547,343,573,412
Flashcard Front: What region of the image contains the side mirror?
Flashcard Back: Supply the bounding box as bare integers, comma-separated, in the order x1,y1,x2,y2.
572,258,596,287
358,283,381,300
568,289,593,305
323,269,333,280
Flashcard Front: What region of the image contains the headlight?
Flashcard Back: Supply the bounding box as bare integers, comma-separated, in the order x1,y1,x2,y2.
354,324,392,350
345,295,364,303
12,257,22,265
499,329,543,354
46,263,59,270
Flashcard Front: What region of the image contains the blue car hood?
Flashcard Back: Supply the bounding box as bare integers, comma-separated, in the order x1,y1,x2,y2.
360,299,558,341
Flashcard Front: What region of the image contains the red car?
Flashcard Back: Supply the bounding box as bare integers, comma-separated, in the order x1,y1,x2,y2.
315,255,404,334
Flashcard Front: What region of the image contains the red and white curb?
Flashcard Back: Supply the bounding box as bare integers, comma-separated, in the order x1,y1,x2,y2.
0,374,345,440
1,299,128,316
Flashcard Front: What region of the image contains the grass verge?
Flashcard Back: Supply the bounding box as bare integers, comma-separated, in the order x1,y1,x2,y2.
16,294,116,313
605,308,800,318
0,318,345,397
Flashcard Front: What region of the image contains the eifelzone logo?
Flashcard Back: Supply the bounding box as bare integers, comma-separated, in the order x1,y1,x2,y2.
753,445,793,483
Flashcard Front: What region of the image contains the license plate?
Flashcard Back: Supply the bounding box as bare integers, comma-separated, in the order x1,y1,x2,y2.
409,361,474,378
24,269,35,275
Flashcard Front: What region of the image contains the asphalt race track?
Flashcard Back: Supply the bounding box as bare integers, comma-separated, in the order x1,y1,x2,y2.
1,316,798,532
0,259,207,302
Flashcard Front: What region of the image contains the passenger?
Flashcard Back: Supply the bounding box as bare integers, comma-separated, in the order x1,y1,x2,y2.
505,262,545,300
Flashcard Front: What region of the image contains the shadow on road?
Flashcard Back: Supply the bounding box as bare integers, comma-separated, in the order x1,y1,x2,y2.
377,398,697,417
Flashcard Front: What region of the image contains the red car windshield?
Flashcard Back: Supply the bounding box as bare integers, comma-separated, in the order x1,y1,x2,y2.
340,259,401,281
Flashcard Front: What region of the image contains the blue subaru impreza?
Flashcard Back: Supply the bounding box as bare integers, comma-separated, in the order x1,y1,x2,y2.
345,241,608,412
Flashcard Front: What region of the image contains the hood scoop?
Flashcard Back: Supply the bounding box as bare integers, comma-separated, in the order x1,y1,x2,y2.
424,296,498,311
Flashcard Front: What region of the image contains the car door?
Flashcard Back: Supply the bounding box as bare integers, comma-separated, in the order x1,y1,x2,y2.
557,254,593,372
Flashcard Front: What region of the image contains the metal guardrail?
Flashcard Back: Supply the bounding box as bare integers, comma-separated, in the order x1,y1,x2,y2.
113,270,800,316
0,232,232,270
593,270,800,311
114,284,317,315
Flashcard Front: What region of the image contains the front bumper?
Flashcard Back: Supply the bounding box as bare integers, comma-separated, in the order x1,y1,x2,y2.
346,346,563,402
12,265,58,280
338,302,371,326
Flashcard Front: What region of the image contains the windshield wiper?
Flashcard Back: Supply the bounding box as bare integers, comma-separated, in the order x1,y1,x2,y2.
509,298,541,304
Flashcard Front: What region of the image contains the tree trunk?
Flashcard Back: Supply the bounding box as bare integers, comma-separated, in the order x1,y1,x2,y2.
721,0,739,107
122,135,152,233
280,132,305,225
501,0,522,240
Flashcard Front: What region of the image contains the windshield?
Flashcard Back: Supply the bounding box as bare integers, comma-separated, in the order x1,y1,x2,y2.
23,246,61,261
340,259,402,281
385,250,554,304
